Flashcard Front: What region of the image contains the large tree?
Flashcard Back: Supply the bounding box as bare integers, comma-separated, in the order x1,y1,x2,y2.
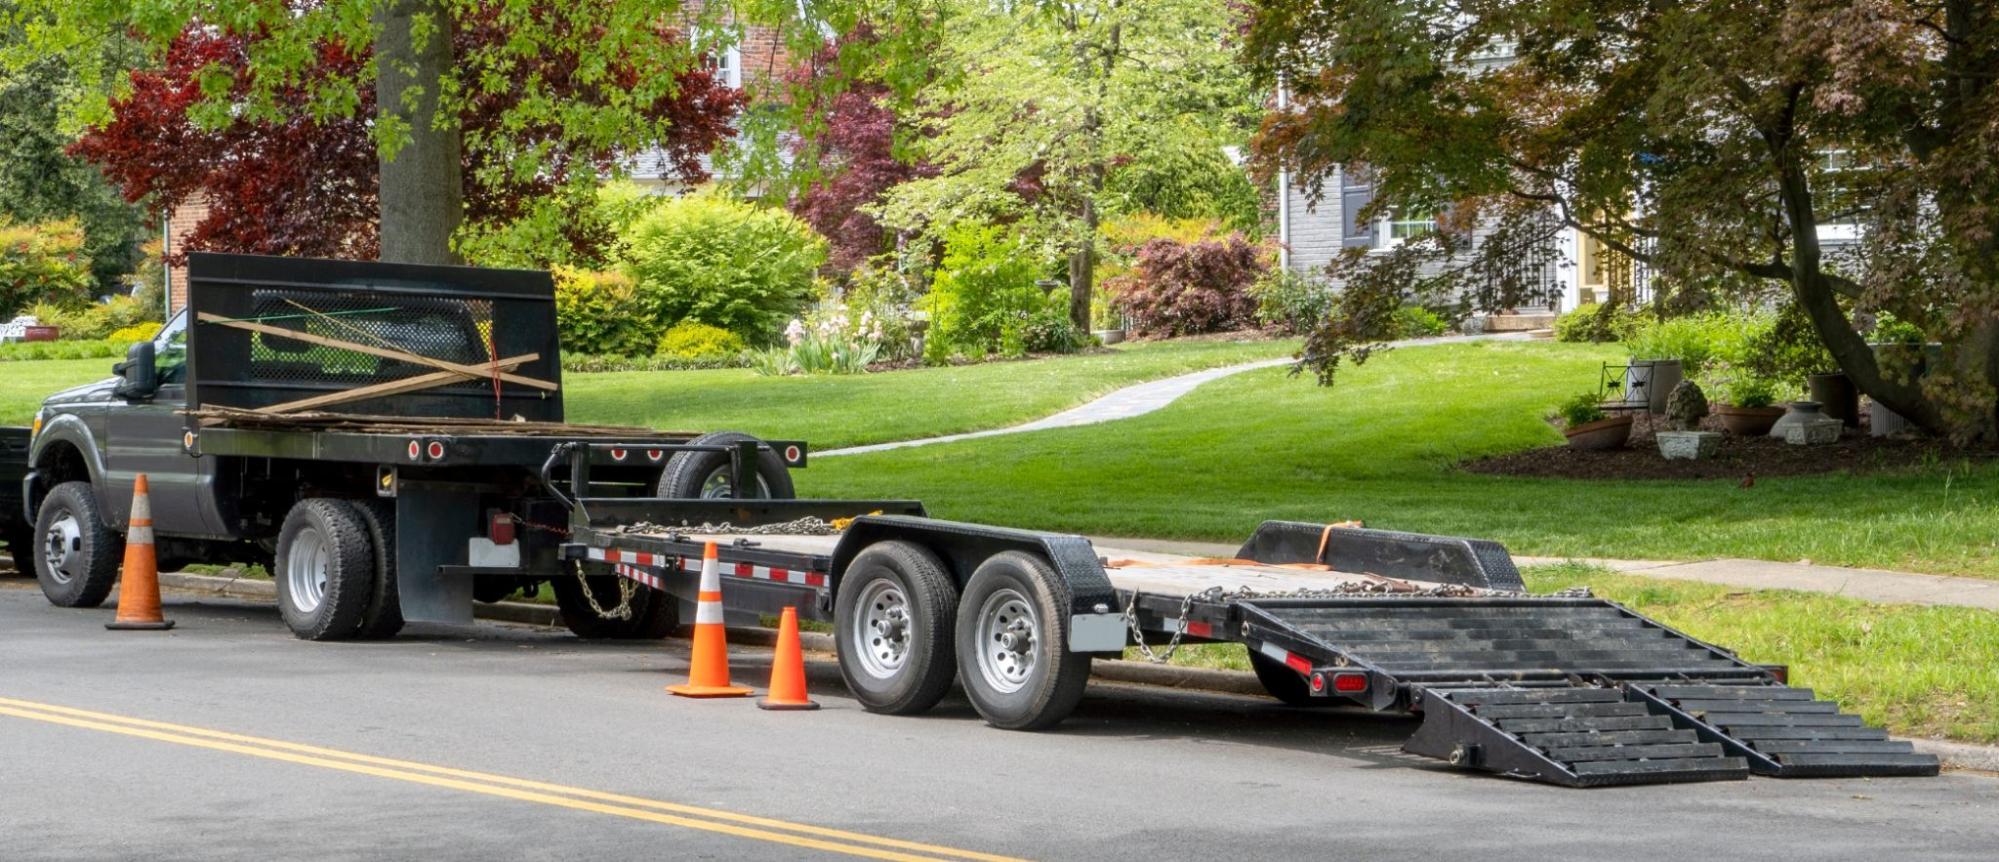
1247,0,1999,440
871,0,1262,328
12,0,752,266
71,20,739,265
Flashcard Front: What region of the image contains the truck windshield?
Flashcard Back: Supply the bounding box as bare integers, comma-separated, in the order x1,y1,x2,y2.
156,311,189,385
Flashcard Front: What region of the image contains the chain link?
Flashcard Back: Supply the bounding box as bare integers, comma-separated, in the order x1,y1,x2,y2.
606,516,841,537
570,559,636,621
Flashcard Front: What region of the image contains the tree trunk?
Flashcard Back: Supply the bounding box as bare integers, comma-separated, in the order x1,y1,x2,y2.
1771,151,1948,433
374,0,463,265
1068,196,1096,330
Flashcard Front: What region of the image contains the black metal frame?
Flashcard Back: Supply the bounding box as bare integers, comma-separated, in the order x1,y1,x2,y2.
546,441,910,533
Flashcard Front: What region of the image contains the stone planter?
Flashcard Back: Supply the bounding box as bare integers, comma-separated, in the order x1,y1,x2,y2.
1714,404,1784,436
1092,328,1126,345
1785,417,1843,446
1619,359,1681,415
1563,415,1634,451
1657,430,1722,461
1768,400,1826,439
1808,371,1858,428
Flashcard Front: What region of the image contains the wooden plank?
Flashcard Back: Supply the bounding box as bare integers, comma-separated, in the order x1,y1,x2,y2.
196,312,557,391
257,355,533,414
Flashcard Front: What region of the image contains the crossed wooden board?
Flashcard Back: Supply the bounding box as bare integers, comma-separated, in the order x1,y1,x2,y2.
196,307,558,415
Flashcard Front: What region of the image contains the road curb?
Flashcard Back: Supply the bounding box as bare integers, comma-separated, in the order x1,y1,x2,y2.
152,571,1999,773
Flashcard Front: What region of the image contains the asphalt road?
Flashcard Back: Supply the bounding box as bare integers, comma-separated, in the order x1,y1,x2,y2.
3,578,1995,861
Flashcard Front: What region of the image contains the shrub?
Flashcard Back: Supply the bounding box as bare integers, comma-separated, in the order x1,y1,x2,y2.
655,320,745,361
1393,305,1449,338
921,223,1049,361
0,339,129,362
1624,310,1768,374
106,322,163,345
561,353,745,373
1742,301,1837,384
553,267,656,357
1251,268,1334,335
617,193,827,345
1553,301,1643,343
0,220,95,320
1705,361,1780,408
30,295,158,341
1111,234,1267,337
842,262,925,361
1557,391,1607,427
1019,306,1090,354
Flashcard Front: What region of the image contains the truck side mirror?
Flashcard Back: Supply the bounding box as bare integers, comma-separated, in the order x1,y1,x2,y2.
112,341,159,400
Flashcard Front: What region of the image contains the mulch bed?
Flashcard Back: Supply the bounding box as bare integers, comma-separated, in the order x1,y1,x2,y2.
1460,413,1997,481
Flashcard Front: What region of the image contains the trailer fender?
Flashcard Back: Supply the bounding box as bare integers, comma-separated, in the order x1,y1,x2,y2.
1234,520,1525,592
830,515,1126,653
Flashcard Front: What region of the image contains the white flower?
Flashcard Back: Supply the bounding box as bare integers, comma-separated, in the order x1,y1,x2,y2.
785,318,806,346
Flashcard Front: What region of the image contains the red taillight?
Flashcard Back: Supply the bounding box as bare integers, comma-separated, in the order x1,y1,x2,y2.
1763,664,1789,685
1331,672,1369,693
1309,673,1326,693
490,513,516,545
426,440,445,460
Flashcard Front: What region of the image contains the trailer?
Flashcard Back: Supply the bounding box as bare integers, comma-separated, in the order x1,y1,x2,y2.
550,442,1939,787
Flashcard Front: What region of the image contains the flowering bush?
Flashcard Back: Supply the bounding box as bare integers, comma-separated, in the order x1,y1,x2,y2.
749,301,893,376
107,322,164,345
655,320,745,361
1110,234,1267,337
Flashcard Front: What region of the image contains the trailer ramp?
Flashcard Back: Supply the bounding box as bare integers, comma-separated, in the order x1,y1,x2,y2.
1233,598,1936,786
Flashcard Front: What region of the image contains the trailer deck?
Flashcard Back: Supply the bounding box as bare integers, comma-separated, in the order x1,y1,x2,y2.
559,507,1939,788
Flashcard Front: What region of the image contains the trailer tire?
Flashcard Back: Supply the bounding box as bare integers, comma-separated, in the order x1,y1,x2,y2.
32,481,121,608
274,499,375,641
351,500,405,639
954,551,1091,731
1247,650,1330,708
656,431,795,500
551,562,679,639
834,541,958,715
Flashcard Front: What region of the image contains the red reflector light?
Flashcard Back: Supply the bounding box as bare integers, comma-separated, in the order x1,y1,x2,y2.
490,513,516,545
426,441,445,460
1332,672,1368,693
1309,673,1326,692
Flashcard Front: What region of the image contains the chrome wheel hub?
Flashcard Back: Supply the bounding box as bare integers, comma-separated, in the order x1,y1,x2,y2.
285,526,331,614
42,514,81,584
975,588,1039,695
852,579,913,679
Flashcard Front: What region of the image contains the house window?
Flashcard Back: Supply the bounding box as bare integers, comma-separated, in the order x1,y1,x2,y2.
717,45,742,88
1385,210,1436,242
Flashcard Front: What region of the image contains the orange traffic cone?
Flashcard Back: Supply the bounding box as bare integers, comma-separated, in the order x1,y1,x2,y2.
667,542,752,698
106,474,173,631
758,606,819,711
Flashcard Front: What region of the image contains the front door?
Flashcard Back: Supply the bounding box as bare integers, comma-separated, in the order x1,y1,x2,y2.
101,313,216,536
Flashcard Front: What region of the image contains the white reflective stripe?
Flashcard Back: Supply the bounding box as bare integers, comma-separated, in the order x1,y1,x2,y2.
1256,641,1290,664
127,526,154,544
130,493,151,521
697,557,721,592
694,602,726,625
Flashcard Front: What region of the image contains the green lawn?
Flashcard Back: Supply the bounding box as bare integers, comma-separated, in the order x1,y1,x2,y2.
0,359,115,425
0,341,1295,445
1147,564,1999,744
798,340,1999,577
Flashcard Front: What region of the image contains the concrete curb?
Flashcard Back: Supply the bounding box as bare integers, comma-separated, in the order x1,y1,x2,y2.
152,572,1999,773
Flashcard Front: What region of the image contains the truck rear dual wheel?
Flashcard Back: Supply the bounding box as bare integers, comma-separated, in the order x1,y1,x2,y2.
33,481,122,608
274,499,378,641
834,541,959,715
953,552,1092,731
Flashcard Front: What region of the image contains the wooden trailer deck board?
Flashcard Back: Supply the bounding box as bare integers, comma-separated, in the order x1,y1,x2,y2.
655,532,1459,596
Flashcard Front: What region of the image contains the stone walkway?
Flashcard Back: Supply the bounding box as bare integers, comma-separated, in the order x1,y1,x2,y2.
1086,536,1999,612
819,332,1529,457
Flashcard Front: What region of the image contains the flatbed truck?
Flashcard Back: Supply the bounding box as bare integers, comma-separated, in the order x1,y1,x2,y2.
16,253,1938,787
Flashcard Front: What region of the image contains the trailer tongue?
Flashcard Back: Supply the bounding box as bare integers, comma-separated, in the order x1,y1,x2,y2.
549,443,1937,788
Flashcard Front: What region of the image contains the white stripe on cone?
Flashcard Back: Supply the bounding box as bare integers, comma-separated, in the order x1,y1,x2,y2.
693,552,726,625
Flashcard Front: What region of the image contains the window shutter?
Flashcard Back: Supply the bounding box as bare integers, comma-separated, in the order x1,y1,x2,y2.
1340,167,1377,249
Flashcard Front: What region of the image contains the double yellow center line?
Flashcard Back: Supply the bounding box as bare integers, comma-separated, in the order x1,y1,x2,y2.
0,696,1022,862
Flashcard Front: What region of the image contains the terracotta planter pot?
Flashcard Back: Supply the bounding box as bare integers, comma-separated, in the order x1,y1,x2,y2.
1714,404,1783,436
1563,415,1634,450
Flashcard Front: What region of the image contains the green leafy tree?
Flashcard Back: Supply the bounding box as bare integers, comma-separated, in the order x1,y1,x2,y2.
8,0,745,266
872,0,1262,329
1246,0,1999,440
0,5,148,291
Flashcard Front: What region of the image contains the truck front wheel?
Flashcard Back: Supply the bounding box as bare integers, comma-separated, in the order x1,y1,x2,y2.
33,481,122,608
274,499,375,641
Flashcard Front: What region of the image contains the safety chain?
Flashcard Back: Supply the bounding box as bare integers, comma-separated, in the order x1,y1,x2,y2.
607,516,842,537
1123,589,1202,664
571,559,636,621
503,513,571,537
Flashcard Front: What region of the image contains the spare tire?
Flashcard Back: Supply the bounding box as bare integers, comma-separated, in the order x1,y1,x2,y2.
656,431,795,500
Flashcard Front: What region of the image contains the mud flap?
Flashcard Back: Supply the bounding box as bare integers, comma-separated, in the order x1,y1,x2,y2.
395,484,476,624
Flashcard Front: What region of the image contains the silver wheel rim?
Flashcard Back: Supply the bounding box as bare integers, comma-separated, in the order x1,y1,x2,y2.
975,588,1039,695
285,526,330,614
699,466,771,499
42,513,81,585
851,578,912,679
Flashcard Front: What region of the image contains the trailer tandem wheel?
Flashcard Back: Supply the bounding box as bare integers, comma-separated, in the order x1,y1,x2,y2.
274,498,376,641
834,540,959,715
954,551,1092,731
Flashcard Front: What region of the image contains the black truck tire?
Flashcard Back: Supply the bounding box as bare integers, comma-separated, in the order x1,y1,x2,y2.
656,431,795,499
551,562,678,639
5,525,37,574
274,498,376,641
834,540,959,716
1247,650,1330,708
32,481,122,608
953,551,1092,731
350,499,405,639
